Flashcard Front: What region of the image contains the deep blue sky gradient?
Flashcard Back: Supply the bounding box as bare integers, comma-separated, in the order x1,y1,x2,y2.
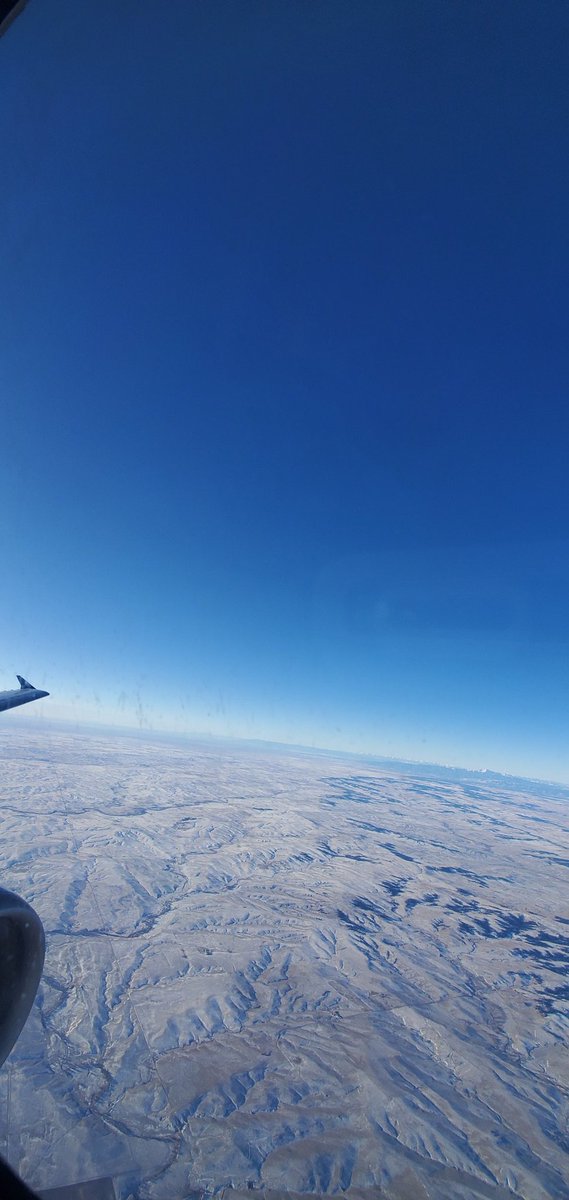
1,1,569,778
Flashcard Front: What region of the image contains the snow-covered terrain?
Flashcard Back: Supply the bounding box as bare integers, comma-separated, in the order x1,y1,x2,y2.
0,728,568,1199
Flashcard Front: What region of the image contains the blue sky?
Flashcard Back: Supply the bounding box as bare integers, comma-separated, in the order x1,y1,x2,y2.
1,1,569,780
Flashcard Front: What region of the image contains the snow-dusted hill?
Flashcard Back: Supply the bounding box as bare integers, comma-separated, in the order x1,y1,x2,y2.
0,729,567,1198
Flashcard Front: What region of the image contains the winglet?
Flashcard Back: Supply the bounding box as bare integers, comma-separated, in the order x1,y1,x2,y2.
17,676,34,690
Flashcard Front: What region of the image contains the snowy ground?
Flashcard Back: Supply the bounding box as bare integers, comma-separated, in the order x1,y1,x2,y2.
0,727,568,1199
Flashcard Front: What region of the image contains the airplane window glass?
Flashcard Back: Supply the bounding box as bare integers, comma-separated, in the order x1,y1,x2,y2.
1,3,568,1198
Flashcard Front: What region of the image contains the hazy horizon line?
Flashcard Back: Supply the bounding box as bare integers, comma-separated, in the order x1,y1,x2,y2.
4,711,569,793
